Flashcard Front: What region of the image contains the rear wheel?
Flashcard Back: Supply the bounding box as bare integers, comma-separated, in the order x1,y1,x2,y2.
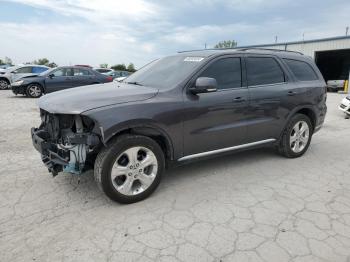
278,114,313,158
0,79,9,90
94,134,165,204
26,84,43,98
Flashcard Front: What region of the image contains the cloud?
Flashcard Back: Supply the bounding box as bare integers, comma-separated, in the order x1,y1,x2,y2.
1,0,350,67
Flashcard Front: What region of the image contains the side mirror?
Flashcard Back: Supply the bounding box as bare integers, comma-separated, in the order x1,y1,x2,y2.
48,74,54,79
190,77,218,94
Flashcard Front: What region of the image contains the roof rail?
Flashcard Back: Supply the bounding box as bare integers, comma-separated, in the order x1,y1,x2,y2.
178,47,304,55
233,47,304,55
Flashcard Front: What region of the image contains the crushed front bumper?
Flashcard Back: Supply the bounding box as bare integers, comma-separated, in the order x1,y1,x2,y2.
31,127,100,176
31,127,69,176
12,85,27,95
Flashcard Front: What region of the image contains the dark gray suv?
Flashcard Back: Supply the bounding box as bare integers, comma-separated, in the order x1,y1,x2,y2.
31,48,327,203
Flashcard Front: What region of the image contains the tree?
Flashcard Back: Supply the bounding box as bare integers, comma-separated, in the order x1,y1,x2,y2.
214,40,238,49
111,64,127,71
47,62,57,68
127,63,136,72
33,58,49,65
32,58,57,67
4,57,12,65
100,63,108,68
0,59,3,65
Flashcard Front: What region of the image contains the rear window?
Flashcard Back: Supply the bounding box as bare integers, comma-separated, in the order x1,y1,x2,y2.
246,57,285,86
284,59,318,81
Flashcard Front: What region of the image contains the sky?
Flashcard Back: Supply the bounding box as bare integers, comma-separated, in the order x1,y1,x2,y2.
0,0,349,68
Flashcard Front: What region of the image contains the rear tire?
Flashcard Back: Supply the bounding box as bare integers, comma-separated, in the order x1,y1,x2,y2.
0,79,9,90
278,114,313,158
26,84,43,98
94,134,165,204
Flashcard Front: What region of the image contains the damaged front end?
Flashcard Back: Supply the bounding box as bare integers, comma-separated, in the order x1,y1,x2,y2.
31,110,100,176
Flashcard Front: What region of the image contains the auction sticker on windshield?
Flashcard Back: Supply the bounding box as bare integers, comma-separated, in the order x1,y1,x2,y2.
184,57,204,62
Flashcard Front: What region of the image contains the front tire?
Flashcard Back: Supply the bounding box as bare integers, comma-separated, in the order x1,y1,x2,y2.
26,84,43,98
94,134,165,204
278,114,313,158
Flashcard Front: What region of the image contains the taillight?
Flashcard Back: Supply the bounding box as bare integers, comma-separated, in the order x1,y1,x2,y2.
106,76,113,82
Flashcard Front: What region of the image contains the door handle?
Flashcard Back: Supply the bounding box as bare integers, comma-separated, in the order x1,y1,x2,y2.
287,91,296,96
233,97,245,103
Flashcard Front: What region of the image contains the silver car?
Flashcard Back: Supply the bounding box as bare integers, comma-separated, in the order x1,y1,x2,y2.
0,65,49,90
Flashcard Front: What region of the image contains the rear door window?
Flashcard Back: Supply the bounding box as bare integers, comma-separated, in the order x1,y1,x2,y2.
246,57,285,86
199,57,242,89
283,59,318,81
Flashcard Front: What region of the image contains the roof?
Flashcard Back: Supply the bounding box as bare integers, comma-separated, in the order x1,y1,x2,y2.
237,35,350,48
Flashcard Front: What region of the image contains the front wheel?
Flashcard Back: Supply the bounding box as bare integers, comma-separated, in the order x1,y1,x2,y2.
94,135,165,204
26,84,43,98
278,114,313,158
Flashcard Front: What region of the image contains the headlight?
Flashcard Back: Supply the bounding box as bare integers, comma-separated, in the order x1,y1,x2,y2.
12,80,24,86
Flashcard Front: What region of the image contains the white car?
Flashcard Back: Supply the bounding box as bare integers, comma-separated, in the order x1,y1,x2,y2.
339,95,350,116
0,65,49,90
327,80,345,92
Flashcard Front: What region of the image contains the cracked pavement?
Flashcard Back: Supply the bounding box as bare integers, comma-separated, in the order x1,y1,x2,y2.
1,90,350,262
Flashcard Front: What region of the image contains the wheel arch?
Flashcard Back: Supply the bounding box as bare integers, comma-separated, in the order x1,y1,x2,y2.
282,106,317,138
103,121,175,161
295,107,316,130
0,77,10,84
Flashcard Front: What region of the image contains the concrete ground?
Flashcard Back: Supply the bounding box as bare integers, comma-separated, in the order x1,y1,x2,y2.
0,90,350,262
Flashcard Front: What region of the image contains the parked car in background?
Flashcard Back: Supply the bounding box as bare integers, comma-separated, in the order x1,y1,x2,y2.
339,95,350,117
108,70,131,80
0,65,49,90
12,66,113,97
94,68,114,75
327,80,345,92
31,48,327,203
0,64,13,73
75,64,92,68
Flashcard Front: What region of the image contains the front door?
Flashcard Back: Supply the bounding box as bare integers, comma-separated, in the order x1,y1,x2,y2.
45,68,73,92
183,56,250,156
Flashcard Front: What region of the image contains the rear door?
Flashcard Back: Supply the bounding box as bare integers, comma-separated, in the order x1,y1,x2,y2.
183,55,250,156
244,55,298,142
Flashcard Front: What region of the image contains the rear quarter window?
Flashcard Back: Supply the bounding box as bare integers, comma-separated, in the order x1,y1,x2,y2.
283,59,318,81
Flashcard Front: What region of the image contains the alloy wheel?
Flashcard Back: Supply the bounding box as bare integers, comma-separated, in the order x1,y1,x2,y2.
289,120,310,153
111,146,158,196
0,80,8,90
28,85,42,97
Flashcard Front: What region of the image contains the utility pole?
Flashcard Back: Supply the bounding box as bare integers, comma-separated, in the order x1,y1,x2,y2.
346,26,349,36
204,43,207,49
275,36,278,43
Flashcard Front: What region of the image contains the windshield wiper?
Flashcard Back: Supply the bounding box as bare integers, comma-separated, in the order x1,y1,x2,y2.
126,81,143,86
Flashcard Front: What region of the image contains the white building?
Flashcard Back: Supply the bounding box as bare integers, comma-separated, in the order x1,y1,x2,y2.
240,36,350,81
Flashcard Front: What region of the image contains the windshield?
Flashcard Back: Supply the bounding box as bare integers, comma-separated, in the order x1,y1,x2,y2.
125,55,206,89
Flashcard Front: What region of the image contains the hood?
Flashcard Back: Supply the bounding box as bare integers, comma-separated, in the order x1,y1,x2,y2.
38,82,158,114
